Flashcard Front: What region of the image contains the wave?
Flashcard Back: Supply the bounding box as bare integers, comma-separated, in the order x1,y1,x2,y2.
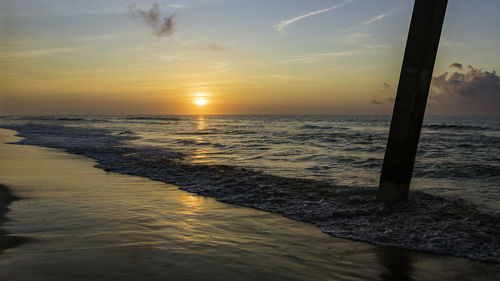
414,162,500,179
300,124,334,130
16,116,88,121
125,116,182,121
424,124,492,131
3,123,500,263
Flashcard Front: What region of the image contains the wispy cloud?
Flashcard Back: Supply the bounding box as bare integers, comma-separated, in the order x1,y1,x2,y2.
280,50,362,64
329,9,392,49
168,4,186,9
0,47,81,59
149,54,188,63
274,0,354,35
363,13,388,25
341,31,370,44
332,30,390,50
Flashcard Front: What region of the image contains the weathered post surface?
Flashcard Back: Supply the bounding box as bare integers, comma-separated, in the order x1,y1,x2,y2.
378,0,448,202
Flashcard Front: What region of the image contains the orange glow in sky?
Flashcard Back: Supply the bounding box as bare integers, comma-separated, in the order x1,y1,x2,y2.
1,1,499,116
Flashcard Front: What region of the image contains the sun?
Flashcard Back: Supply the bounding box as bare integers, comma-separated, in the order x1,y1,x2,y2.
194,98,208,106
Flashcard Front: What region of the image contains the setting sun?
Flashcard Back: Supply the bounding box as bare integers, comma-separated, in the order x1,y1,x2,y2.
194,98,208,106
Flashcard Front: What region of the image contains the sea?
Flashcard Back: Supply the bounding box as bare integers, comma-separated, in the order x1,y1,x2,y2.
1,115,499,262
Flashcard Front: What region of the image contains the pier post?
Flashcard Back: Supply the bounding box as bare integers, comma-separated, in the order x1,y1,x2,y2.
377,0,448,201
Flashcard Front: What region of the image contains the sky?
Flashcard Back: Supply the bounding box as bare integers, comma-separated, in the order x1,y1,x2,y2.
0,0,499,115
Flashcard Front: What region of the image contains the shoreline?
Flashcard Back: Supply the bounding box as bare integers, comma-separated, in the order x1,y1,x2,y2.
1,126,499,263
0,183,28,253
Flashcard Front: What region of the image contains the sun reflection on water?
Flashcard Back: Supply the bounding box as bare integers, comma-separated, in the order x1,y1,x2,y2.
197,116,206,130
182,194,204,211
178,194,206,241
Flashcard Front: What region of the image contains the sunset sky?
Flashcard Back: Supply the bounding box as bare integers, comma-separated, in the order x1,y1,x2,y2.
1,0,499,115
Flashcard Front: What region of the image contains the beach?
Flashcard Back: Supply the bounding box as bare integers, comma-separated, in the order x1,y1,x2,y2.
0,183,26,253
1,128,499,280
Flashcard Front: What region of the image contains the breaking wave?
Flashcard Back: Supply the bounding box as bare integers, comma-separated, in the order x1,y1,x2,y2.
3,123,499,263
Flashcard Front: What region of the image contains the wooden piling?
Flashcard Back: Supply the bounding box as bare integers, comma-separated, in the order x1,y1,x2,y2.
378,0,448,201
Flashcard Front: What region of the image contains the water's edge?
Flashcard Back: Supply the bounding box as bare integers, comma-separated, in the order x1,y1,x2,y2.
2,125,499,263
0,183,29,253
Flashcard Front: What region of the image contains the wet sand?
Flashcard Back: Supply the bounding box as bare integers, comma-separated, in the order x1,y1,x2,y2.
0,183,27,253
0,128,499,281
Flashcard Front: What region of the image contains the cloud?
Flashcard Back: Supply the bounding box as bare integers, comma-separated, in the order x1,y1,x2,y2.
363,13,388,25
274,0,354,35
372,63,500,114
168,4,186,9
448,62,463,70
430,64,500,107
280,50,362,64
341,31,371,44
371,97,394,105
0,47,82,59
371,82,394,105
128,3,176,37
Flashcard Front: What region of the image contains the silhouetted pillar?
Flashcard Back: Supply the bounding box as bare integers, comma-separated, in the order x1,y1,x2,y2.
378,0,448,202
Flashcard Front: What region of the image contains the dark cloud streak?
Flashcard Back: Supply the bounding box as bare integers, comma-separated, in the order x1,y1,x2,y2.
448,62,463,70
371,97,394,105
128,3,176,37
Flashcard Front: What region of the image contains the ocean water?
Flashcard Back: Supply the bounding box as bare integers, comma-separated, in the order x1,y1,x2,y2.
1,115,499,261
